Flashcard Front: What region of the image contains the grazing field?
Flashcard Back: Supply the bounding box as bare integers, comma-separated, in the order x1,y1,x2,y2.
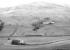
0,37,70,50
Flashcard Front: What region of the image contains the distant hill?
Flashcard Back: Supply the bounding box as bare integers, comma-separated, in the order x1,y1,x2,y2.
0,1,70,25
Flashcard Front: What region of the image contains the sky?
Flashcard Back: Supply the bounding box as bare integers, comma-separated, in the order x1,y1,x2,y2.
0,0,70,8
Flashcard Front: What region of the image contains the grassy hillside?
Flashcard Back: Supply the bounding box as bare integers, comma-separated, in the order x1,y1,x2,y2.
0,2,70,37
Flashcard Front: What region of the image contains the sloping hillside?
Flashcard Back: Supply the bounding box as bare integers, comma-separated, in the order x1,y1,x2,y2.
0,2,70,37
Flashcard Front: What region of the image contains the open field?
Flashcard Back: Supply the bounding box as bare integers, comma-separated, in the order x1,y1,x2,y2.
0,37,70,50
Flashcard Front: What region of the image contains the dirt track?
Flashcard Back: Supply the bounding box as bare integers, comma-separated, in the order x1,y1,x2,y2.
0,36,70,50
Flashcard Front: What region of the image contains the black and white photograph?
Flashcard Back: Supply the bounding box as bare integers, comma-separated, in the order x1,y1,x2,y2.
0,0,70,50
